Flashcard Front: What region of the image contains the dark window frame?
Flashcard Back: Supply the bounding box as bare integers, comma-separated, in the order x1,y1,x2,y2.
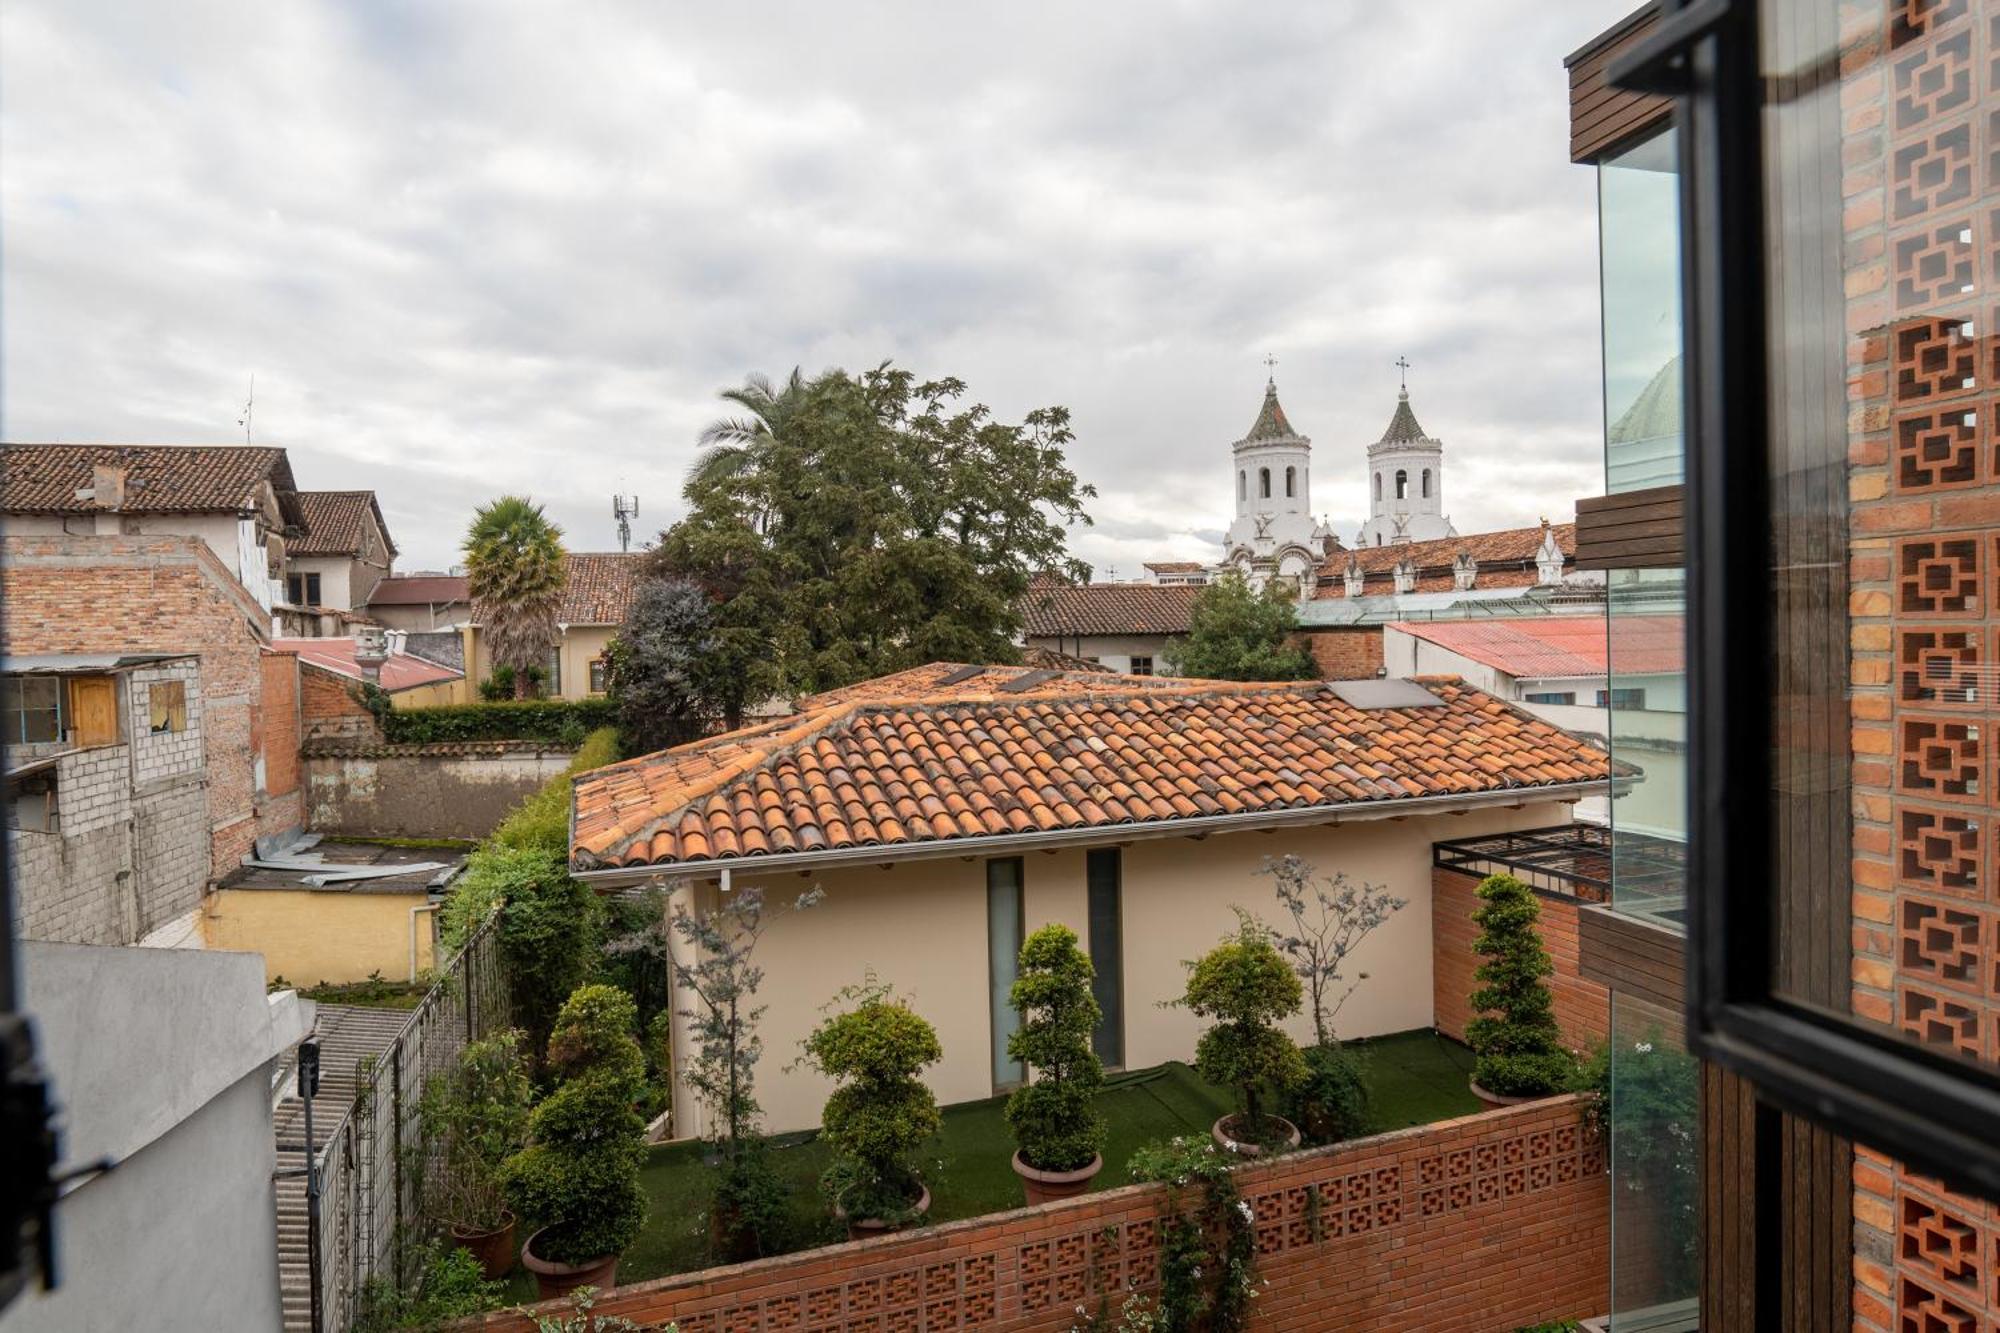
1087,848,1125,1069
986,857,1026,1092
1614,0,2000,1201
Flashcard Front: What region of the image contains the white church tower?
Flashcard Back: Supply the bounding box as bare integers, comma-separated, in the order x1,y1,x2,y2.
1357,361,1456,547
1222,373,1333,584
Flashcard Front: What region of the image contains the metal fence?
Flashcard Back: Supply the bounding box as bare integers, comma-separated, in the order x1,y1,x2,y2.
311,913,512,1332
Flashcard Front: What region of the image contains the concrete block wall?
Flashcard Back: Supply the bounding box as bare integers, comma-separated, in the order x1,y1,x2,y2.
133,780,208,937
476,1095,1609,1333
56,744,131,838
12,820,130,947
127,660,204,786
301,741,575,839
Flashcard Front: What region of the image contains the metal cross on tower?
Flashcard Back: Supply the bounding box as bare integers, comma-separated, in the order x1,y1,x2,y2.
1263,353,1278,379
1395,355,1411,391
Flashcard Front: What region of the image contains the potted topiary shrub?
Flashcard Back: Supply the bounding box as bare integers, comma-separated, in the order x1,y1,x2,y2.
503,985,649,1299
1466,872,1577,1109
1180,914,1309,1156
420,1029,534,1279
1005,924,1106,1205
798,981,941,1239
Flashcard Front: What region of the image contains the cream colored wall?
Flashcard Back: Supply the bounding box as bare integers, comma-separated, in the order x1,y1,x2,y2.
388,678,466,708
465,624,612,699
199,888,436,986
697,798,1575,1137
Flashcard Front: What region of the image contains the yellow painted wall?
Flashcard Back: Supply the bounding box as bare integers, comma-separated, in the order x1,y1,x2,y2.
464,624,614,701
389,678,470,708
200,888,437,986
670,799,1577,1137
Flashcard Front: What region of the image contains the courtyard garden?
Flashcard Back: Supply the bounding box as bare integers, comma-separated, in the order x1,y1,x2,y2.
489,1030,1480,1297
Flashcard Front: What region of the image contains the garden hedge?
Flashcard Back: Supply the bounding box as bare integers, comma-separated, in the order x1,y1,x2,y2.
380,698,615,745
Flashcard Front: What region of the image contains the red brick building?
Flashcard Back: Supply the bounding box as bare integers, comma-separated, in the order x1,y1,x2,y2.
2,533,303,877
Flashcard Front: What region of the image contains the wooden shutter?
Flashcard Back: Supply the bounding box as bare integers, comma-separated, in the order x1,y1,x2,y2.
69,676,118,748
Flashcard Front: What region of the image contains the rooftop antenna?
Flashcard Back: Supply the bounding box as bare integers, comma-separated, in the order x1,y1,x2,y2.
612,493,640,552
237,375,255,443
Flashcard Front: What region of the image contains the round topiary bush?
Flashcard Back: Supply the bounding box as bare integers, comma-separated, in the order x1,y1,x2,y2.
1005,924,1106,1174
1181,915,1308,1147
501,985,649,1265
800,982,941,1224
1466,873,1577,1097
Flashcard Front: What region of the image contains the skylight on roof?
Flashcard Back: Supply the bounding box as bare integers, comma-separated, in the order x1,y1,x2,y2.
1326,679,1447,709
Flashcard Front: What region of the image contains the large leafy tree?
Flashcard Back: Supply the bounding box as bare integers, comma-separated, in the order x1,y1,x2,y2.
652,364,1094,697
463,496,566,699
1165,571,1318,681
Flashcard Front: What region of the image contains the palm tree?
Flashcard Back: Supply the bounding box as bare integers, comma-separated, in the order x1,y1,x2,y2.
463,496,566,699
685,369,808,531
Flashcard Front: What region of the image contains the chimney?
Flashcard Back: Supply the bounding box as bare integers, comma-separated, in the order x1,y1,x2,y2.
353,625,388,686
89,465,129,510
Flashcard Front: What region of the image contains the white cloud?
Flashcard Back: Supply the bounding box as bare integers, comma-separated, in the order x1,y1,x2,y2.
2,0,1639,571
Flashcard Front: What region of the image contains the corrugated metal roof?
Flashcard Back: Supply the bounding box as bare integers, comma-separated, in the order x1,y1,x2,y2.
273,638,464,692
1387,615,1683,679
1,652,192,673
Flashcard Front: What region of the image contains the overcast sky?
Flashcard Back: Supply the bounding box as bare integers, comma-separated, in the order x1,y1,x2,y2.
3,2,1635,575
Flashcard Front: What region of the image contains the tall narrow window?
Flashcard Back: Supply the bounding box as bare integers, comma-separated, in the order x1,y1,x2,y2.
1421,469,1431,498
1258,468,1271,499
1374,472,1382,501
987,858,1025,1089
1284,466,1296,498
1087,849,1124,1067
1395,469,1409,500
1237,471,1246,501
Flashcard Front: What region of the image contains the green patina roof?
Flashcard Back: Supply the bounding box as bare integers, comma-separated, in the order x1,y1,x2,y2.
1378,391,1430,445
1244,380,1300,442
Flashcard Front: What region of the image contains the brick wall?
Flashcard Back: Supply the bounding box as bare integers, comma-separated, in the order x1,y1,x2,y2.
1431,866,1609,1051
1300,626,1384,680
475,1096,1609,1333
299,663,381,743
260,651,301,798
1839,3,2000,1329
1,534,288,877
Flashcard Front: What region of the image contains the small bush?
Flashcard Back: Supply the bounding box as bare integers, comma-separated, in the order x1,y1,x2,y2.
420,1029,534,1230
1005,924,1105,1173
1179,914,1308,1144
800,982,941,1223
1285,1041,1369,1144
352,1240,503,1331
380,698,615,745
489,727,622,854
1467,873,1577,1097
502,986,649,1265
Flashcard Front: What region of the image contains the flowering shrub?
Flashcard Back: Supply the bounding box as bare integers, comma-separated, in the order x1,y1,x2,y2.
1126,1136,1261,1333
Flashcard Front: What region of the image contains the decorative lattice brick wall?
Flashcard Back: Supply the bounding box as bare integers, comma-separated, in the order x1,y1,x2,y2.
472,1096,1608,1333
1845,1,2000,1326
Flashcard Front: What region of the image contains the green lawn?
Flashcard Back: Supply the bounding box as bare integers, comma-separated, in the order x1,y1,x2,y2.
501,1029,1480,1296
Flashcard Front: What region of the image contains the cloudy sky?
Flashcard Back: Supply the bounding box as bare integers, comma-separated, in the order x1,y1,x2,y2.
3,1,1634,574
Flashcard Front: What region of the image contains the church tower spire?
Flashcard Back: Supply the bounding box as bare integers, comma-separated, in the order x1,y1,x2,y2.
1357,362,1454,547
1222,366,1333,585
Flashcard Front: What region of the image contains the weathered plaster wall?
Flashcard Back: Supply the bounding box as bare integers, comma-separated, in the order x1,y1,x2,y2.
302,741,575,839
201,885,438,985
680,798,1578,1137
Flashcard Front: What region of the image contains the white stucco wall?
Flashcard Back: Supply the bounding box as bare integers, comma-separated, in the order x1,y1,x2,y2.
663,797,1579,1137
1021,633,1182,675
0,943,309,1333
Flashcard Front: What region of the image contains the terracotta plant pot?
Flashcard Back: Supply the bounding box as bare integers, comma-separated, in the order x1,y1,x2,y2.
450,1211,517,1281
837,1184,932,1242
1468,1078,1542,1113
1012,1151,1103,1206
521,1227,619,1302
1211,1113,1301,1158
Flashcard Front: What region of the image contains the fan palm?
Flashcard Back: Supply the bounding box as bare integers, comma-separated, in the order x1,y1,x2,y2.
464,496,566,699
686,368,809,531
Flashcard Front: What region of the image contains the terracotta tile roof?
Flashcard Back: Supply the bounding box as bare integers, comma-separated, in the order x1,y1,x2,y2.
367,574,470,607
0,444,301,521
555,553,643,625
1022,646,1118,673
1313,522,1575,599
275,638,464,692
1020,583,1203,636
292,491,396,558
1143,561,1206,574
1390,615,1683,679
796,662,1198,712
570,664,1612,872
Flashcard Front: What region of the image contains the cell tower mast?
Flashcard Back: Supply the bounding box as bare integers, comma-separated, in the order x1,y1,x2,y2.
612,494,640,553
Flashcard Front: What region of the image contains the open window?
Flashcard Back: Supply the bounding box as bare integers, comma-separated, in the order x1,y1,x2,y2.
1616,0,2000,1198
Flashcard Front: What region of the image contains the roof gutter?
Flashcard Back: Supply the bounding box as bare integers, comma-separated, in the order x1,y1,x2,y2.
573,777,1619,890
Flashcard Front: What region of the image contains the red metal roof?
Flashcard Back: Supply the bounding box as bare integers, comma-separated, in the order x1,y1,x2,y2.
367,575,469,607
274,638,464,693
1387,616,1683,679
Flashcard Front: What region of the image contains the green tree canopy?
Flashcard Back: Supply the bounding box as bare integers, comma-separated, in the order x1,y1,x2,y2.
1164,571,1317,681
609,575,734,749
463,496,566,698
651,365,1095,698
